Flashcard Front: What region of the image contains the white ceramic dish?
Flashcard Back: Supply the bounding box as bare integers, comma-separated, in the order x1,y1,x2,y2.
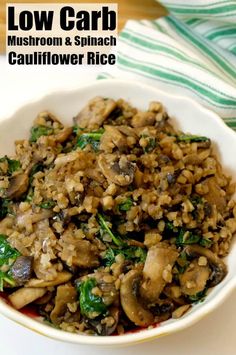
0,79,235,346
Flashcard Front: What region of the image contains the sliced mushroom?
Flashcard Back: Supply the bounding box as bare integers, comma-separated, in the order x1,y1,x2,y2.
184,245,227,287
35,111,63,126
54,127,73,143
179,260,210,296
26,271,72,287
120,269,154,327
100,125,127,152
201,177,226,213
0,216,14,233
131,111,156,128
6,173,29,199
140,243,178,303
50,284,77,325
9,287,47,309
11,256,33,286
98,154,135,186
150,299,174,322
16,209,54,229
74,97,117,129
54,151,81,168
116,125,137,138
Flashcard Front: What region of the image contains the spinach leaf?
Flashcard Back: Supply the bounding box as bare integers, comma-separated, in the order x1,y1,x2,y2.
177,135,210,143
188,289,207,303
144,137,156,153
39,200,55,209
176,229,201,246
0,199,11,219
118,197,133,212
103,246,147,267
30,126,54,142
0,156,21,175
199,238,213,248
165,222,209,247
97,213,125,247
29,163,44,184
76,129,104,152
0,234,20,267
78,278,107,318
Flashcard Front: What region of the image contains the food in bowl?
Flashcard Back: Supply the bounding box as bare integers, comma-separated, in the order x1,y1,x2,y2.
0,96,235,336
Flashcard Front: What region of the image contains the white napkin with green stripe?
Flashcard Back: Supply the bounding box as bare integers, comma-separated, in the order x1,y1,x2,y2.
99,0,236,129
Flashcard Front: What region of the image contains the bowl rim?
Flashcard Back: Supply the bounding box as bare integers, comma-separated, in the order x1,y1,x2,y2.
0,78,236,346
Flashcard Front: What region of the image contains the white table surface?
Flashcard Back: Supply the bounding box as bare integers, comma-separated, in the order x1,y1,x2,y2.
0,57,235,355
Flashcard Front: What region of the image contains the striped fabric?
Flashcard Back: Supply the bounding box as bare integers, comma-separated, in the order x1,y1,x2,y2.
100,0,236,129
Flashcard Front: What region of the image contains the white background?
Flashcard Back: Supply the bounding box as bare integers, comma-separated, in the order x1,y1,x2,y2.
0,57,235,355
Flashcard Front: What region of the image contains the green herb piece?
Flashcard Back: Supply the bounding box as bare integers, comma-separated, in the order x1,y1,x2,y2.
165,222,211,248
165,221,175,231
29,163,44,184
0,234,20,267
0,156,21,175
7,159,21,174
176,229,201,246
78,278,107,318
0,199,12,219
97,213,125,247
118,197,133,212
199,238,213,248
0,271,15,292
76,129,104,152
188,289,207,303
72,125,84,135
39,200,55,209
103,246,147,266
190,195,203,206
144,137,156,153
176,251,190,274
30,126,54,143
25,187,34,203
177,135,210,143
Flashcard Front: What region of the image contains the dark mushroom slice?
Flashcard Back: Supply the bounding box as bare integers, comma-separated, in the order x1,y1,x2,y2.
50,284,77,325
120,269,154,327
85,306,119,335
98,154,136,186
6,173,29,199
140,243,179,303
179,260,210,296
184,245,227,287
150,300,174,322
11,256,33,286
74,97,117,129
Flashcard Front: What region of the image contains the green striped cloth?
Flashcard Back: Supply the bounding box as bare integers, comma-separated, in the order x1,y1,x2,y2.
100,0,236,129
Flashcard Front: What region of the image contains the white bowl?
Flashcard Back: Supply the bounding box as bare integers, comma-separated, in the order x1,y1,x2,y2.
0,79,235,346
